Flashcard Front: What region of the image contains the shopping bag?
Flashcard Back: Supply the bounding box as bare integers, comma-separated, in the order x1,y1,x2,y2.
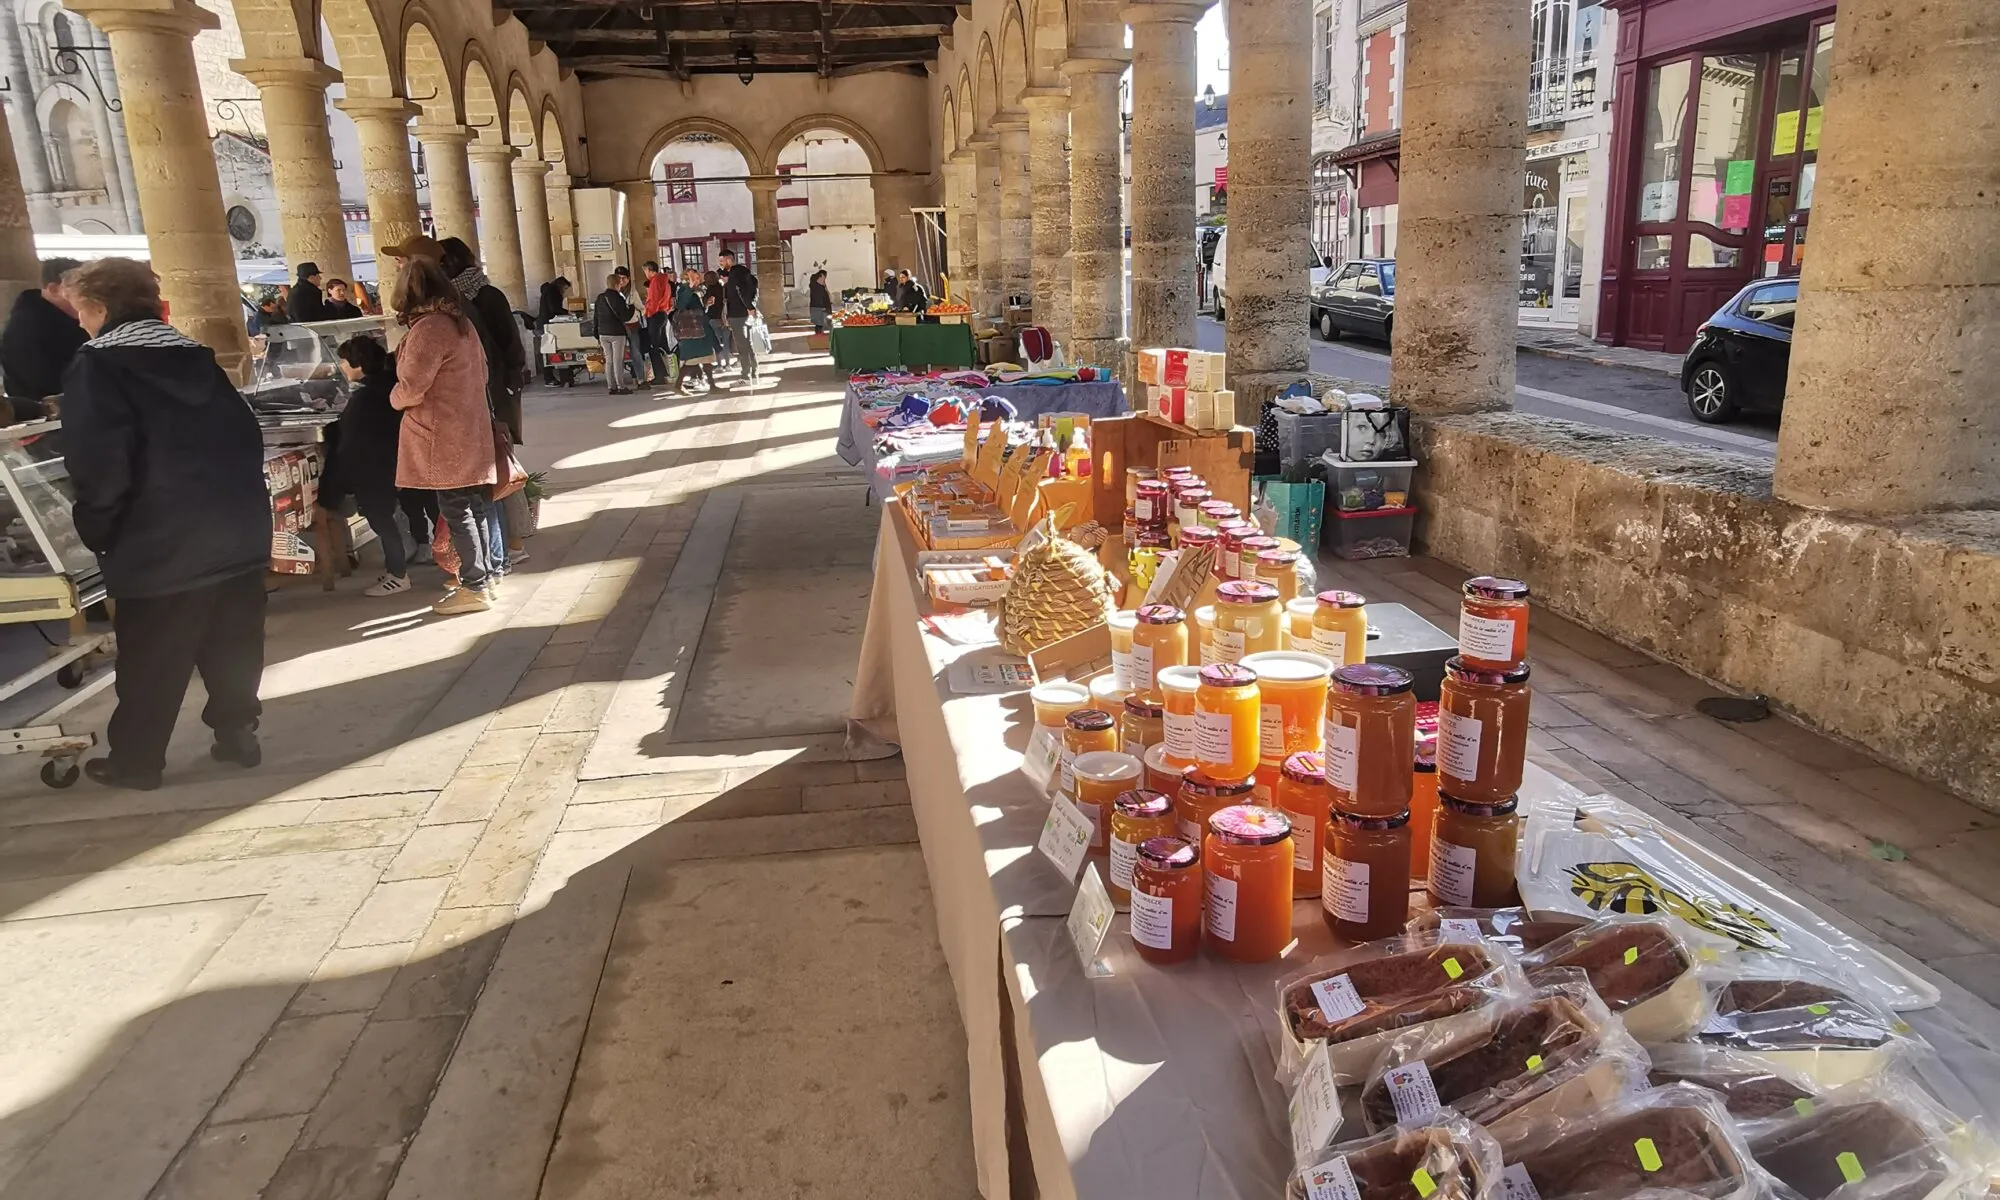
747,312,773,357
489,418,529,501
1263,479,1326,548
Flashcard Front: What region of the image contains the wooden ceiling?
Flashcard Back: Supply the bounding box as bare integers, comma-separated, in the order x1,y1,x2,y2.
498,0,959,81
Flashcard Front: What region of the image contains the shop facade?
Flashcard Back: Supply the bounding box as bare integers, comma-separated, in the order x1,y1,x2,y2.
1596,0,1838,353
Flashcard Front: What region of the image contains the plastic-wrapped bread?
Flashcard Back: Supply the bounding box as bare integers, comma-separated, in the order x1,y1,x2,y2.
1277,933,1518,1083
1694,971,1911,1087
1495,1083,1760,1200
1647,1042,1822,1125
1523,917,1703,1042
1745,1074,1989,1200
1287,1112,1502,1200
1407,907,1591,954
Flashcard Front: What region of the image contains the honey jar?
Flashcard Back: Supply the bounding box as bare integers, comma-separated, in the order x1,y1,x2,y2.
1275,751,1330,899
1176,770,1256,847
1312,590,1369,665
1411,729,1440,881
1144,740,1194,796
1107,788,1177,905
1324,809,1414,941
1071,750,1143,856
1120,693,1164,758
1107,610,1139,693
1193,663,1261,780
1324,663,1416,818
1130,836,1203,964
1285,596,1319,651
1031,680,1092,729
1239,650,1334,763
1130,604,1189,701
1429,793,1521,908
1156,665,1203,769
1211,580,1285,662
1203,806,1296,963
1255,549,1301,603
1458,577,1531,670
1436,657,1532,805
1090,674,1129,715
1060,709,1119,800
1193,605,1219,665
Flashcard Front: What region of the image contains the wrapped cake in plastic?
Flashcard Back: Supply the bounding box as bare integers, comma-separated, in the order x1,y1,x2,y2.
1407,907,1590,954
1648,1042,1824,1126
1694,968,1916,1087
1495,1082,1763,1200
1288,1112,1503,1200
1746,1073,1995,1200
1277,933,1519,1082
1523,917,1704,1042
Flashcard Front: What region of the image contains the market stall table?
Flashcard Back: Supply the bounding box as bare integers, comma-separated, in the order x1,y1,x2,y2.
830,321,979,372
836,379,1130,501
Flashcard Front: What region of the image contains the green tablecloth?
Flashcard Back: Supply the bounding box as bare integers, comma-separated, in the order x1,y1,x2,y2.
830,322,977,371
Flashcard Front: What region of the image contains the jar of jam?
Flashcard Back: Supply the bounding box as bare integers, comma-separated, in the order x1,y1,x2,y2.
1031,680,1092,728
1429,793,1521,908
1176,770,1256,847
1240,650,1333,763
1437,657,1532,804
1203,806,1295,963
1238,535,1281,582
1173,487,1212,530
1255,549,1301,603
1215,523,1254,581
1458,577,1531,669
1193,605,1219,664
1130,836,1203,964
1121,693,1164,758
1108,610,1139,692
1144,740,1194,796
1071,750,1143,855
1130,604,1189,701
1211,580,1285,662
1176,525,1219,558
1156,665,1203,769
1285,596,1319,651
1090,674,1130,715
1200,502,1242,528
1060,709,1119,799
1133,478,1170,525
1107,788,1177,904
1275,751,1330,898
1312,590,1369,665
1411,730,1440,881
1323,809,1414,941
1193,663,1261,779
1324,663,1416,817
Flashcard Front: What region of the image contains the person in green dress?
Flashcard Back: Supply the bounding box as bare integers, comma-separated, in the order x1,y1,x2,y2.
672,268,719,393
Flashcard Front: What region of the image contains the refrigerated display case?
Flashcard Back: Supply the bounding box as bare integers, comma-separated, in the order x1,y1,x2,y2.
244,316,392,415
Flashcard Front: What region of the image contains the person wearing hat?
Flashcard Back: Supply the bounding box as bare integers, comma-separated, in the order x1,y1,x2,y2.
381,234,445,265
287,262,327,322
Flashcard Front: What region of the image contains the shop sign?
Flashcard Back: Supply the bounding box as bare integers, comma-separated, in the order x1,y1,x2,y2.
578,233,614,254
1526,133,1598,162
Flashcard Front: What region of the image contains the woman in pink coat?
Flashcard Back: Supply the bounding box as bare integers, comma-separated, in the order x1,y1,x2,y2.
391,259,500,615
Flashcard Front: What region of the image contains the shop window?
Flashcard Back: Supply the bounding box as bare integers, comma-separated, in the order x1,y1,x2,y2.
1636,235,1674,271
781,241,794,288
677,241,705,274
1686,232,1743,269
664,162,696,204
1520,167,1557,308
1636,60,1691,224
1561,201,1587,299
1687,55,1763,230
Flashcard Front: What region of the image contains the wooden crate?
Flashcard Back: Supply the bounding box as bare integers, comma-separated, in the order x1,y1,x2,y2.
1089,413,1254,527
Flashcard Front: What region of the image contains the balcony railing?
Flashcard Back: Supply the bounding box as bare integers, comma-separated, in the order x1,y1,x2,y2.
1313,79,1331,114
1528,56,1598,125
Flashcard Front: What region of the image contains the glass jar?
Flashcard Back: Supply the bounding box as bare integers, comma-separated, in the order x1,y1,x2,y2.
1031,680,1092,728
1238,534,1281,581
1107,788,1177,905
1240,650,1334,764
1203,806,1295,963
1255,549,1302,603
1285,596,1319,651
1071,750,1143,856
1324,663,1416,817
1200,502,1242,529
1411,731,1440,882
1429,793,1521,909
1176,525,1218,559
1312,590,1369,665
1176,769,1256,847
1130,604,1189,701
1323,809,1414,941
1211,580,1285,662
1193,663,1261,779
1437,657,1532,804
1144,740,1194,796
1060,709,1119,800
1108,610,1139,693
1458,577,1531,670
1156,665,1204,769
1133,477,1169,524
1275,751,1330,899
1193,605,1219,665
1174,487,1212,531
1130,836,1203,965
1121,693,1164,758
1090,674,1129,715
1215,522,1253,581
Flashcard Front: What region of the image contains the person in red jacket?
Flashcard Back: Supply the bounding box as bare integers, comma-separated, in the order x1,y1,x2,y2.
641,260,675,382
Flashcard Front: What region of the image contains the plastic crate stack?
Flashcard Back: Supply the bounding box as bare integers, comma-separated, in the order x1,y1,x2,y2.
1296,393,1416,561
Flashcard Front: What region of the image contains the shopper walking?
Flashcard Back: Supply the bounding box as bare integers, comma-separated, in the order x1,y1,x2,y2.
642,261,675,382
672,268,719,393
329,335,412,596
390,259,500,616
287,262,327,322
808,269,832,334
717,247,759,385
702,268,734,372
322,279,364,320
594,272,635,394
1,257,86,401
60,258,271,790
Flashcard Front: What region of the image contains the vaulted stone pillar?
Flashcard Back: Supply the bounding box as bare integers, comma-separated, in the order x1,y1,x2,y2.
513,156,556,304
336,97,422,309
1023,89,1073,347
943,150,978,304
0,101,39,306
1064,57,1127,370
993,113,1031,314
748,176,785,319
468,143,526,308
235,57,352,283
971,134,1001,318
871,172,927,277
547,171,578,292
1775,0,2000,515
417,124,479,254
65,0,249,375
617,180,657,274
1124,2,1206,356
1387,0,1528,415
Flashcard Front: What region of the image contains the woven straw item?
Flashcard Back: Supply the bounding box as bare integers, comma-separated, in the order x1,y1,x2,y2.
996,517,1119,656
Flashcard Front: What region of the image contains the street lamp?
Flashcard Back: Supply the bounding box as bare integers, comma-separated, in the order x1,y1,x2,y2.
735,45,756,84
1202,83,1217,109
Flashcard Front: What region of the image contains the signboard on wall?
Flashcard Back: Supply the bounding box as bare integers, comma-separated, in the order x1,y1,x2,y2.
578,233,614,254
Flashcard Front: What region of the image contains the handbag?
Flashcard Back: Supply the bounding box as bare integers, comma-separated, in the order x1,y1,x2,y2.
747,313,773,357
672,306,708,342
489,418,529,501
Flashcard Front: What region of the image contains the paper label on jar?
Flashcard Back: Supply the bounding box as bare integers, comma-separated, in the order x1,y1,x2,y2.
1458,611,1517,660
1194,707,1234,764
1128,642,1155,693
1322,852,1371,924
1163,710,1198,759
1311,628,1348,662
1308,973,1367,1022
1501,1164,1544,1200
1175,502,1199,530
1205,871,1238,941
1209,627,1246,662
1240,550,1261,580
1130,886,1175,949
1260,704,1285,756
1109,836,1141,892
1111,648,1135,693
1286,809,1318,872
1437,707,1483,783
1178,815,1201,844
1324,723,1359,794
1136,497,1155,521
1301,1153,1361,1200
1291,1042,1346,1173
1439,917,1486,942
1429,837,1478,907
1383,1060,1443,1125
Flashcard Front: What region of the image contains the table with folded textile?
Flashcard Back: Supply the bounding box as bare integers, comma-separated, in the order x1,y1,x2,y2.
829,321,979,371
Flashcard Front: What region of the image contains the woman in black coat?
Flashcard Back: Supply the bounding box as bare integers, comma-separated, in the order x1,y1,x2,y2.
331,336,411,596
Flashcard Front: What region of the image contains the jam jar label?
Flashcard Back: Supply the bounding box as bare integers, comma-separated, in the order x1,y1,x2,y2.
1324,723,1360,794
1130,887,1175,949
1286,809,1317,872
1205,871,1238,941
1110,648,1135,693
1109,836,1140,891
1311,628,1347,661
1128,643,1155,692
1136,497,1155,521
1428,838,1477,907
1438,707,1484,782
1163,710,1198,758
1193,707,1234,764
1209,627,1246,662
1260,704,1285,757
1322,853,1370,924
1458,611,1517,660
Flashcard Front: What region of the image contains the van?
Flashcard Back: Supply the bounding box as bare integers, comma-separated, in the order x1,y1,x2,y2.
1208,230,1335,322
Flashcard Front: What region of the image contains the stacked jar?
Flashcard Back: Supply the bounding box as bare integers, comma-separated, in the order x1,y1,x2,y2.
1320,663,1417,942
1132,479,1171,542
1427,575,1534,909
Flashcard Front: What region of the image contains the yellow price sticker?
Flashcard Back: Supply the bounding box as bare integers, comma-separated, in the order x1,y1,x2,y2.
1636,1139,1663,1173
1623,947,1640,966
1443,957,1464,980
1795,1099,1816,1117
1837,1152,1865,1184
1412,1168,1437,1198
1808,1004,1831,1015
1526,1055,1544,1072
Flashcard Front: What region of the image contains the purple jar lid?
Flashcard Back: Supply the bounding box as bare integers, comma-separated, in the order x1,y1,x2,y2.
1208,804,1292,846
1178,527,1219,546
1463,576,1531,602
1136,603,1186,624
1124,693,1164,718
1444,656,1532,686
1198,662,1259,689
1114,788,1173,818
1332,662,1415,696
1281,751,1326,783
1137,835,1198,870
1216,579,1281,606
1316,590,1367,609
1066,708,1116,732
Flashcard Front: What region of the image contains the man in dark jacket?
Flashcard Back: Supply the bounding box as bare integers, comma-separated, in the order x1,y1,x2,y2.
438,237,528,444
717,247,760,384
60,258,271,791
286,262,327,322
895,270,929,313
1,257,86,400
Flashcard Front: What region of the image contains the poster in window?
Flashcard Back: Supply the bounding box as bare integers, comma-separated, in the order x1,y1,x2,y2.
1639,181,1678,223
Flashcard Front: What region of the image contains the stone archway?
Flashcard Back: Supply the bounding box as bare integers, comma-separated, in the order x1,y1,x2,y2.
975,35,999,125
998,1,1030,108
641,115,764,178
319,0,398,99
762,113,886,175
1028,0,1068,88
400,14,458,123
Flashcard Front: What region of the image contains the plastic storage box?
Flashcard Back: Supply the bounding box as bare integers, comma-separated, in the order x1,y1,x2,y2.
1326,505,1415,560
1327,458,1416,512
1275,411,1347,474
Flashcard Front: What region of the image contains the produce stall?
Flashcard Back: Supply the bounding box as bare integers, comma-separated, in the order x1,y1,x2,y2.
829,319,979,372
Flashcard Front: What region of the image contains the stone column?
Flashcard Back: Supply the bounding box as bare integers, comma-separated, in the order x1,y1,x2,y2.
547,171,578,292
1223,0,1311,419
872,172,927,277
335,97,421,310
0,100,40,305
616,180,657,272
1023,89,1073,347
971,134,1001,318
417,124,479,254
1387,0,1528,415
468,143,526,308
513,156,555,304
748,176,786,319
943,151,978,304
1775,0,2000,515
65,0,249,375
1125,2,1207,356
993,113,1032,314
234,57,352,283
1064,57,1128,370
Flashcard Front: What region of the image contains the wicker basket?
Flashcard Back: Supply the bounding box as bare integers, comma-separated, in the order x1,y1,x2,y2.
996,517,1119,656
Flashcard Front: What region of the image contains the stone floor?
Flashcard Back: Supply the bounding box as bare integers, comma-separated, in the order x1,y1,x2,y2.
0,333,1993,1199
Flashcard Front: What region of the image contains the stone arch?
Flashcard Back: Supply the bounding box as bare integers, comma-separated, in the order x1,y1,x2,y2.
227,0,313,62
956,67,975,146
319,0,397,99
507,78,536,153
1028,0,1067,88
43,96,104,191
764,113,885,175
641,115,761,177
461,48,502,145
999,1,1030,107
539,101,566,165
400,16,456,122
940,89,957,158
975,34,999,125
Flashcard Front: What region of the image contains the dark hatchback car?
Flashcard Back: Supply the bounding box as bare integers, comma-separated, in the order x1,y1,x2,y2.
1681,277,1798,423
1312,258,1396,343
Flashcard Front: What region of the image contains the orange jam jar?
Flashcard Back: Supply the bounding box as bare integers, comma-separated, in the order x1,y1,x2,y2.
1237,535,1281,581
1193,663,1262,779
1411,729,1440,881
1240,650,1334,763
1107,788,1177,904
1203,806,1296,963
1108,610,1139,692
1156,665,1203,768
1031,680,1092,728
1458,577,1531,669
1211,580,1285,662
1194,606,1220,665
1437,657,1532,804
1285,596,1319,651
1144,741,1195,797
1176,770,1256,847
1312,590,1369,665
1071,750,1143,855
1120,693,1164,758
1060,709,1119,800
1324,664,1417,818
1089,674,1129,714
1255,549,1302,603
1275,751,1330,899
1130,604,1189,701
1323,808,1414,941
1130,836,1203,964
1429,793,1521,909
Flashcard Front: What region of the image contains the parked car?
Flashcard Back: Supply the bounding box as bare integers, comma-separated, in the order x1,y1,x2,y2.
1681,277,1798,423
1312,258,1396,343
1210,229,1333,322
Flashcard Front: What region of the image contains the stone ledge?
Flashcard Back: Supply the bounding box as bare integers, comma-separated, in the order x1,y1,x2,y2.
1412,410,2000,814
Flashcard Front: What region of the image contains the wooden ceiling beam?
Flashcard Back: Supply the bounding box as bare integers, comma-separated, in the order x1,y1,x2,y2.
566,43,931,67
544,21,948,42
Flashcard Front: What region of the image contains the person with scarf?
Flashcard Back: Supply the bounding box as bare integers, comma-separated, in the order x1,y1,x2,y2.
438,238,527,572
287,262,327,322
672,267,719,392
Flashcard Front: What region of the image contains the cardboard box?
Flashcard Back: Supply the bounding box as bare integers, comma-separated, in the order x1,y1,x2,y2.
1184,390,1217,431
1137,348,1165,386
919,551,1015,606
1150,385,1187,424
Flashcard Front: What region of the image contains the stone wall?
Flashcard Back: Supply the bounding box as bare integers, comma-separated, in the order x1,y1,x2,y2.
1412,411,2000,814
